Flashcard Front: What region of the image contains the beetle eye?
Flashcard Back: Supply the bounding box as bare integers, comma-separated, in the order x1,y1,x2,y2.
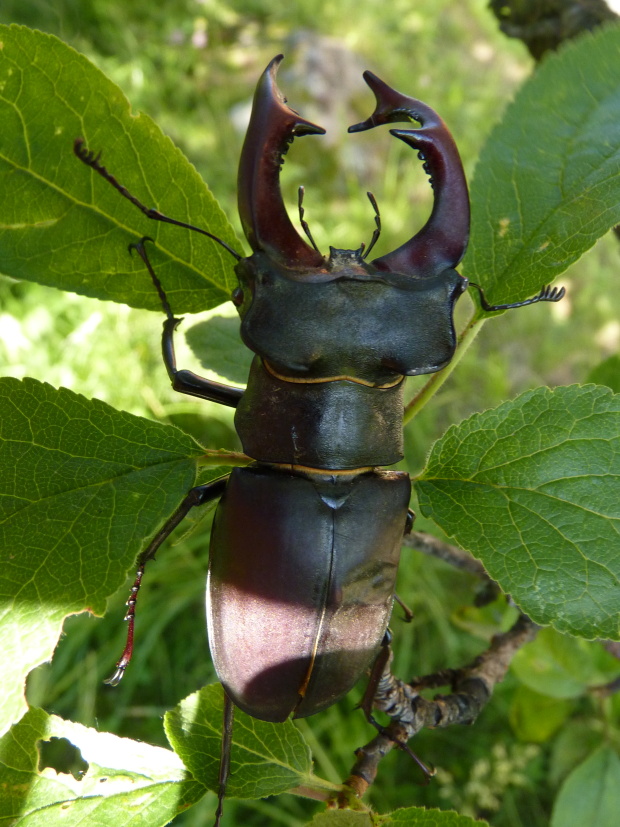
232,287,244,307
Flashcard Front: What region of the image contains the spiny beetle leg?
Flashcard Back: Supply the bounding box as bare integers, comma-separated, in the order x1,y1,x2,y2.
73,138,241,260
359,631,393,720
104,476,229,686
130,237,244,409
469,281,566,312
359,632,434,782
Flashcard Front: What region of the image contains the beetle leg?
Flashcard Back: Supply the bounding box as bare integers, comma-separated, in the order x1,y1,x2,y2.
358,633,434,782
104,476,229,686
349,72,469,277
130,238,244,408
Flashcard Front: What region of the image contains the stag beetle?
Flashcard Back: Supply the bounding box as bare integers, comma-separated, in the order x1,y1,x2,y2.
75,53,563,810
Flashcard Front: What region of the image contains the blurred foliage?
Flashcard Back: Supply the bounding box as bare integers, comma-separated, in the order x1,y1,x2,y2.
1,1,619,826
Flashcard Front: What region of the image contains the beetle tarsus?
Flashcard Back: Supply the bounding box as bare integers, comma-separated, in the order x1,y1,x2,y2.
103,665,127,687
470,281,566,312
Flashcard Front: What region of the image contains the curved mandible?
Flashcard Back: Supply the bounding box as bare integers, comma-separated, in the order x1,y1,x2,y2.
237,55,326,268
349,71,470,277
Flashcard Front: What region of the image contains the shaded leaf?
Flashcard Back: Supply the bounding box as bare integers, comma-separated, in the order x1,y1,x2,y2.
185,305,252,387
306,814,374,826
0,707,205,826
416,385,620,639
550,745,620,827
0,377,203,734
385,808,489,826
509,685,573,742
164,684,331,800
549,721,605,787
0,24,241,312
463,24,620,304
306,811,488,827
587,356,620,393
510,628,620,699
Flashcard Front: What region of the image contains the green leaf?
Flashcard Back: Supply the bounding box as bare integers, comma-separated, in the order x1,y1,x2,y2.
305,808,487,827
164,684,328,800
305,813,373,827
463,24,620,304
509,685,572,742
384,807,489,826
0,707,205,826
550,745,620,827
185,305,252,387
549,721,605,787
587,356,620,393
415,384,620,639
0,377,204,735
510,628,620,699
0,24,242,312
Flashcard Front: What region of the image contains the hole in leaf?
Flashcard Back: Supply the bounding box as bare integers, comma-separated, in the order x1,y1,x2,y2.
38,737,89,780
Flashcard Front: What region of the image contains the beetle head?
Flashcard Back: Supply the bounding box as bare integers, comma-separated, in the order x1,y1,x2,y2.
233,57,470,383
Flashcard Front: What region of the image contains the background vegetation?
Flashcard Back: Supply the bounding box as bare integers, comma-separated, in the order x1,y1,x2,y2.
1,1,619,825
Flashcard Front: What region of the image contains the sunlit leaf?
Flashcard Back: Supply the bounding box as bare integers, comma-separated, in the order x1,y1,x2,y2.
416,385,620,639
0,24,241,312
0,707,205,825
464,24,620,304
0,377,203,734
164,684,331,800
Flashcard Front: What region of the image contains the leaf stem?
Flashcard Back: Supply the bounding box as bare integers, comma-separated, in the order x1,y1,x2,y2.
403,310,485,425
197,449,252,467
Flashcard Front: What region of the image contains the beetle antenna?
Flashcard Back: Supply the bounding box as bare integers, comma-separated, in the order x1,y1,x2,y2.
74,138,242,261
297,186,321,253
469,281,566,313
363,192,381,259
